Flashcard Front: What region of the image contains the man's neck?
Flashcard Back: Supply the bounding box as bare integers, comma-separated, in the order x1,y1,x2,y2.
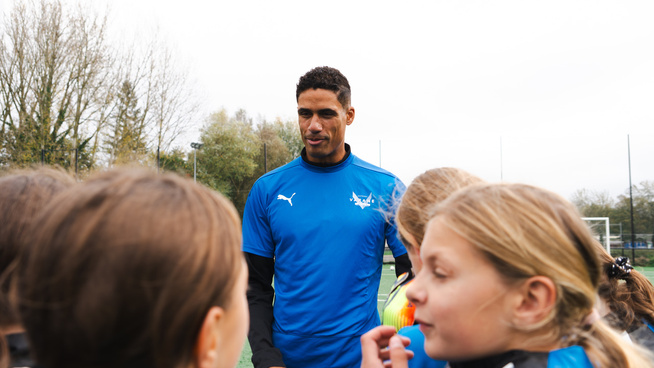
301,144,351,167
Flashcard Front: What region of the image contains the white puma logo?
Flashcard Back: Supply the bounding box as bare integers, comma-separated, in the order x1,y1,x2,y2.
352,192,372,209
277,193,296,206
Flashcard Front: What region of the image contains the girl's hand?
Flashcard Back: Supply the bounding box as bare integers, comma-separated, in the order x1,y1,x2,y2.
361,325,413,368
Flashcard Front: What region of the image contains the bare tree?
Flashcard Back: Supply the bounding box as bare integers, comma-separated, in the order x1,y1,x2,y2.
144,38,199,156
0,0,113,170
1,0,198,172
97,33,198,168
65,3,113,170
0,1,40,165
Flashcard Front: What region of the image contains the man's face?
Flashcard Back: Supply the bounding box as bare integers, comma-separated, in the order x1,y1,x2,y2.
297,88,354,165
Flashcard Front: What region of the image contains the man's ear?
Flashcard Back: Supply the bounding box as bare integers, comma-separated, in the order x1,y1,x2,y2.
346,106,355,125
511,276,557,327
194,306,224,368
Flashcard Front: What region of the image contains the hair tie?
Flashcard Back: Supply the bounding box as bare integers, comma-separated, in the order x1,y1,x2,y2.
608,256,633,279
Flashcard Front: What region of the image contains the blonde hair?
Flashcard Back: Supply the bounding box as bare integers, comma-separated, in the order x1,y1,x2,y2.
431,183,653,367
17,168,244,368
396,167,483,249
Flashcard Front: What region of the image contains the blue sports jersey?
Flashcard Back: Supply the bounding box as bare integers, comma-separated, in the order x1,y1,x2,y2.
242,152,406,368
547,346,594,367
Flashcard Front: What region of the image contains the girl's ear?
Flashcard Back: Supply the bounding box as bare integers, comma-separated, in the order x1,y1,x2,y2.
512,276,557,327
194,306,224,368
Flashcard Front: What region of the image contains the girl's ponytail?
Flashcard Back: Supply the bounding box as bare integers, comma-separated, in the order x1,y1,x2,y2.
571,318,654,367
597,251,654,332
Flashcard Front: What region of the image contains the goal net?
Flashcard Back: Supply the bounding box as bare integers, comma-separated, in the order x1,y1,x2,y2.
582,217,610,253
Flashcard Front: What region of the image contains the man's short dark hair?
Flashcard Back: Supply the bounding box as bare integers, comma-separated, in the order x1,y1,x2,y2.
296,66,351,109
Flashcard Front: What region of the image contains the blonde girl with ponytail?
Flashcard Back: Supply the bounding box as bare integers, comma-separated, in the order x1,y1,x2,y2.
362,183,653,368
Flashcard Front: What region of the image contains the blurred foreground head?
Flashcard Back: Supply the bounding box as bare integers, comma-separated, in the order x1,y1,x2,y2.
0,167,75,329
18,168,247,368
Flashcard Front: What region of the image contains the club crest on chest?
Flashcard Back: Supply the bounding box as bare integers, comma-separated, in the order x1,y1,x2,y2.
351,192,374,209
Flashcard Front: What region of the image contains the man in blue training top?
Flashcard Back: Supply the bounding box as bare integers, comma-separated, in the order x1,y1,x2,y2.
242,66,411,368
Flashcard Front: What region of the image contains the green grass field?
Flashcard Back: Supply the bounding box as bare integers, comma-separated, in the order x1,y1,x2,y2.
637,267,654,286
235,266,654,367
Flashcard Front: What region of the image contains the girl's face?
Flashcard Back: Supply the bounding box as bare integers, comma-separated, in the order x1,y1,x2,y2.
406,218,519,361
216,259,249,368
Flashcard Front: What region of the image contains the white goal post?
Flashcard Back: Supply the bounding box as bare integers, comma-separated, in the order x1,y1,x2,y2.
582,217,610,253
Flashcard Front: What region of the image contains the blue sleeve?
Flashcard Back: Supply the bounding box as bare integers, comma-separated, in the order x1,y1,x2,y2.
242,180,275,258
547,346,593,368
386,178,407,257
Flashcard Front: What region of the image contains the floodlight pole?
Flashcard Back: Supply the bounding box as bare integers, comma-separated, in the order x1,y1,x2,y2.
628,135,636,263
621,224,625,256
191,142,204,182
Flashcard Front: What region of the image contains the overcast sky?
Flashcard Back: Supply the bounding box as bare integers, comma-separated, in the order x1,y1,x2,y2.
3,0,653,200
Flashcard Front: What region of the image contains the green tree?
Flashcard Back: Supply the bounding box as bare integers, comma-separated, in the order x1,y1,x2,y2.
195,110,302,216
159,147,192,178
615,181,654,237
255,121,290,177
272,117,303,160
572,182,654,243
571,189,616,218
197,109,259,216
105,80,147,165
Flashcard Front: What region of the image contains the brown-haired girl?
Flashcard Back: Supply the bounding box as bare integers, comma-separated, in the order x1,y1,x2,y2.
394,167,484,275
0,167,75,368
17,168,248,368
363,183,653,367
